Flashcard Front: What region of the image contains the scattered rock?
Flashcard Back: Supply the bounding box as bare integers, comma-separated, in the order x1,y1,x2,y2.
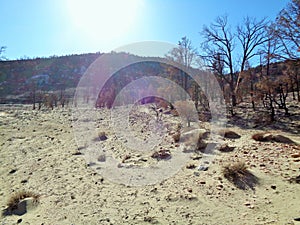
252,132,296,144
218,144,235,152
186,164,196,169
194,172,200,176
99,135,107,141
151,150,171,160
220,129,241,139
97,155,106,162
272,134,296,144
72,151,82,156
289,175,300,184
198,165,209,171
9,169,17,174
291,153,300,158
191,154,202,160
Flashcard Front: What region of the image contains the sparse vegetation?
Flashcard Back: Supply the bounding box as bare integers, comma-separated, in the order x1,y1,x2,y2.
174,100,198,127
2,191,40,216
222,161,259,190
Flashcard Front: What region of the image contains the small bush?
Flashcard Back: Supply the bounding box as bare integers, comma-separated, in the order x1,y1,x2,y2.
3,191,40,216
222,161,258,190
172,132,180,143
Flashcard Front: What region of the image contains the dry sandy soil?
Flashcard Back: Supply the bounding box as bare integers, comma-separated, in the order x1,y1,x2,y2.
0,103,300,225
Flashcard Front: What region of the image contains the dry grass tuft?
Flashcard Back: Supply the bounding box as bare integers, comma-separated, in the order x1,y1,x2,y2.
172,132,180,143
2,191,40,216
222,161,259,190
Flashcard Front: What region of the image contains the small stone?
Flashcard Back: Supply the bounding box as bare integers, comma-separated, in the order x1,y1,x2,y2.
271,185,276,190
199,181,206,185
216,184,223,190
194,172,200,176
218,144,235,152
244,202,251,206
198,165,208,171
291,153,300,158
9,169,17,174
186,164,196,169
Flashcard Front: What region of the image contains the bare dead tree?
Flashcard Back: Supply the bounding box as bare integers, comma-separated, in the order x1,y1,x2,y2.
201,15,237,108
165,36,198,91
275,0,300,60
235,17,269,92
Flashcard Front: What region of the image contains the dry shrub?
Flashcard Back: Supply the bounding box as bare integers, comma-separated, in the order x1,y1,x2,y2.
172,132,180,143
174,100,198,127
222,161,258,190
170,109,179,116
151,150,171,160
3,191,40,216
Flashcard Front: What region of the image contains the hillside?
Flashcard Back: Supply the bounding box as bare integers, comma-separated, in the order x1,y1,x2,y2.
0,53,101,103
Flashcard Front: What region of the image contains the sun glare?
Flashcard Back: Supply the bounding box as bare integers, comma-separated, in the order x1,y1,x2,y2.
65,0,142,43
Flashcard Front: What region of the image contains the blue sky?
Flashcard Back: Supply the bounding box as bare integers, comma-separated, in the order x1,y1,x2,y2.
0,0,290,60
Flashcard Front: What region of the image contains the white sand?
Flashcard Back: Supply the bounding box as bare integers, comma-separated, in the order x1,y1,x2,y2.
1,104,300,224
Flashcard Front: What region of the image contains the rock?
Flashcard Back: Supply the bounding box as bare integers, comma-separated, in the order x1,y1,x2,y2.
221,129,241,139
252,132,296,144
180,128,209,143
190,154,202,160
151,150,171,160
216,184,223,190
218,144,235,152
291,153,300,158
98,131,107,141
99,134,107,141
9,169,17,174
97,155,106,162
186,164,196,169
198,165,208,171
272,134,296,144
294,217,300,221
194,172,200,176
271,185,276,190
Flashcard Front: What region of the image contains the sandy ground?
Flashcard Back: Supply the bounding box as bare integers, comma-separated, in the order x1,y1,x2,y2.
0,104,300,225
